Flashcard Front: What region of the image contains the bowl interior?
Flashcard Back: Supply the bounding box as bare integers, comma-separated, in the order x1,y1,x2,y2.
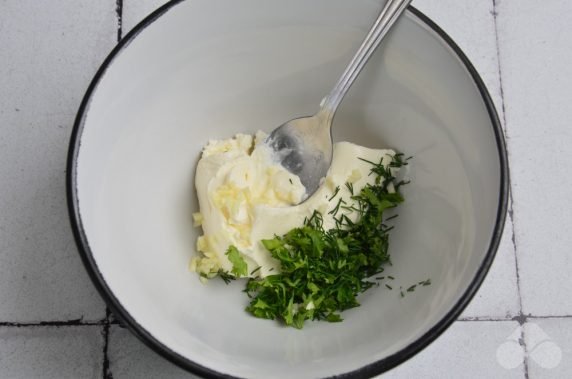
73,0,504,377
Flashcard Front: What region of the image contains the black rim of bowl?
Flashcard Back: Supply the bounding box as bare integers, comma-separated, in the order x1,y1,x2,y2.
67,2,510,378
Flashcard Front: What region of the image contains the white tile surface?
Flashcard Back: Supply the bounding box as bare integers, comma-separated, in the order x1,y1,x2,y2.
0,1,116,322
0,0,571,377
384,321,525,379
496,0,572,316
525,318,572,378
108,326,199,379
414,0,503,114
461,217,519,319
122,0,171,34
413,0,519,320
0,326,103,379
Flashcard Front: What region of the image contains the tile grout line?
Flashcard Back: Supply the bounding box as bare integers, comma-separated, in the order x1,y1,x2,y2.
102,3,124,377
103,4,124,375
102,308,113,379
492,1,528,378
458,314,572,322
0,314,568,328
492,0,522,314
0,319,118,327
458,317,518,322
527,315,572,320
116,0,123,42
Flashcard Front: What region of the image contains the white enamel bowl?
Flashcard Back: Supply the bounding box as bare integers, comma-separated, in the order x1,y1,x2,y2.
68,0,508,377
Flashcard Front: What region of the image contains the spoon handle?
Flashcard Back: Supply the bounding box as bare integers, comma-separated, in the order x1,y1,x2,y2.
318,0,412,124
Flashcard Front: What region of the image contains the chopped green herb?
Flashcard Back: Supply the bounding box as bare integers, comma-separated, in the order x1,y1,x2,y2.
225,246,248,277
419,279,432,286
218,270,235,284
328,186,341,201
328,197,346,217
395,179,411,191
220,154,410,328
388,275,395,280
250,266,262,276
345,182,354,195
243,154,408,328
385,214,399,222
398,279,432,298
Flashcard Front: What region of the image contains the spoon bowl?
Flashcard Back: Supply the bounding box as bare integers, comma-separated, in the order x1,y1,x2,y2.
267,0,412,197
267,112,332,197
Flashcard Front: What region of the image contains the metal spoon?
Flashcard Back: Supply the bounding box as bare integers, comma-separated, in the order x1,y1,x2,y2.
266,0,412,199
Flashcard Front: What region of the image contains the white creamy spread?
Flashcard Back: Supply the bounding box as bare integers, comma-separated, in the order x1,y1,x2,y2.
191,131,395,279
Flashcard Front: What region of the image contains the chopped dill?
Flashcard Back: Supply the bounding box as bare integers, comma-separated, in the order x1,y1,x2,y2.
345,182,354,195
328,197,346,217
328,186,341,201
250,266,262,276
218,270,235,284
218,153,419,328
